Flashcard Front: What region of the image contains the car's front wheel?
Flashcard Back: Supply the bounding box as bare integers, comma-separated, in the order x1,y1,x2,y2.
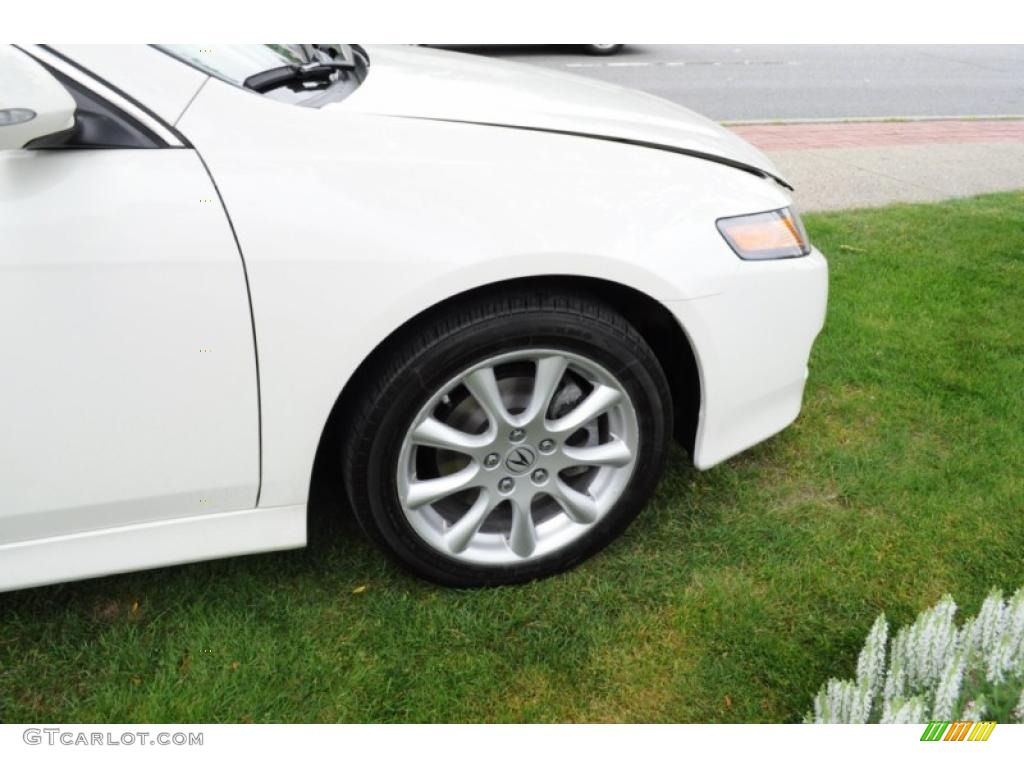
342,291,671,586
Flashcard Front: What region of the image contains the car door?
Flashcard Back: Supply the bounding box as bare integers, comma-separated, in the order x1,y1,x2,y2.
0,55,260,549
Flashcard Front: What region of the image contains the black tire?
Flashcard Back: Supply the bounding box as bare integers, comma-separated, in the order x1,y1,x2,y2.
341,290,671,587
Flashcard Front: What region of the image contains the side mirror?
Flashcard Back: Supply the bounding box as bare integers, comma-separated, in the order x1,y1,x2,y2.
0,46,76,150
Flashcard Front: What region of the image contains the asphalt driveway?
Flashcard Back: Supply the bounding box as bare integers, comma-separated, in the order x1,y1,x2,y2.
451,44,1024,121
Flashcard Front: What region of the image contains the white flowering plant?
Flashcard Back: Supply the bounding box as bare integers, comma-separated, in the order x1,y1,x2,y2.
806,588,1024,723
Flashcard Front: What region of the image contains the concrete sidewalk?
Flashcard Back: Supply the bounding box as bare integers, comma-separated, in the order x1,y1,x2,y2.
729,120,1024,212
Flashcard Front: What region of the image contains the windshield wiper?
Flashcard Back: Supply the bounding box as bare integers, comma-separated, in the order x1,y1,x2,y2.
243,60,356,94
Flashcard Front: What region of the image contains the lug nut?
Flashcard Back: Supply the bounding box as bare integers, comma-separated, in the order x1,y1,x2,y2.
509,428,527,443
531,469,549,484
483,453,500,469
538,439,556,454
498,477,515,494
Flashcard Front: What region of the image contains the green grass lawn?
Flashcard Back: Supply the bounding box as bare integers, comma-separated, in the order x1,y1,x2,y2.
2,192,1022,723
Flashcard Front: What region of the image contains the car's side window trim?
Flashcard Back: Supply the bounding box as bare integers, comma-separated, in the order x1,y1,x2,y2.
26,67,167,150
16,45,189,149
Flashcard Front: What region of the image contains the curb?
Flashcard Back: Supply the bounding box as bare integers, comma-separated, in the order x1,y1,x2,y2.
721,114,1024,127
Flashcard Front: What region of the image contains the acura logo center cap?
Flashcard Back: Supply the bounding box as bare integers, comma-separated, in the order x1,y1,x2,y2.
504,446,537,475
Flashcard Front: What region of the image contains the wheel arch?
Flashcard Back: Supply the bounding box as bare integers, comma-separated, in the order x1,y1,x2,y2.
307,276,701,508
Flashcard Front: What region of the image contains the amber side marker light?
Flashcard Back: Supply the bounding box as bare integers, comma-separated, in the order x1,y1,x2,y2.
717,207,811,261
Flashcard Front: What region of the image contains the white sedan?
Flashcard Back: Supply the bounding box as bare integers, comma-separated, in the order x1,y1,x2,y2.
0,44,828,590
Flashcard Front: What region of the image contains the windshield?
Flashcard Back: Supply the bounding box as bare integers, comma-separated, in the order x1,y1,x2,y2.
155,44,368,107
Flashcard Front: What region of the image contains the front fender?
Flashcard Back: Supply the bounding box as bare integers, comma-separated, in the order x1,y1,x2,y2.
177,77,793,508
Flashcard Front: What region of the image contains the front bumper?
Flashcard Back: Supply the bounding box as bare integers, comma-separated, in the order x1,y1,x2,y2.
666,247,829,470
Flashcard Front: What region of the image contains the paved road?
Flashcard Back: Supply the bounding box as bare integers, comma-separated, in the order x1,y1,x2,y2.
445,45,1024,122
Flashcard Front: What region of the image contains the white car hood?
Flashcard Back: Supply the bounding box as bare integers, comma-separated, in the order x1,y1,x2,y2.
338,45,788,187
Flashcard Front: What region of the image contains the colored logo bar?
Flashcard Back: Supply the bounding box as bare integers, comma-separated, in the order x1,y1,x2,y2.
920,721,996,741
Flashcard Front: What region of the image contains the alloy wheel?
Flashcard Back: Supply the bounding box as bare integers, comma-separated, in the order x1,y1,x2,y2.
396,349,640,565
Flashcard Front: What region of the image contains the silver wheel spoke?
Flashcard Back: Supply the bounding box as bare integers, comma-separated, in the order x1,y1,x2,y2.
412,416,490,453
548,384,622,435
463,366,513,428
446,490,496,554
507,499,538,557
404,463,479,509
521,355,568,424
561,438,633,468
549,479,600,524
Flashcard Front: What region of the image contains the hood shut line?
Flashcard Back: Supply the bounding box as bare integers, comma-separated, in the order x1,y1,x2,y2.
389,114,794,191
